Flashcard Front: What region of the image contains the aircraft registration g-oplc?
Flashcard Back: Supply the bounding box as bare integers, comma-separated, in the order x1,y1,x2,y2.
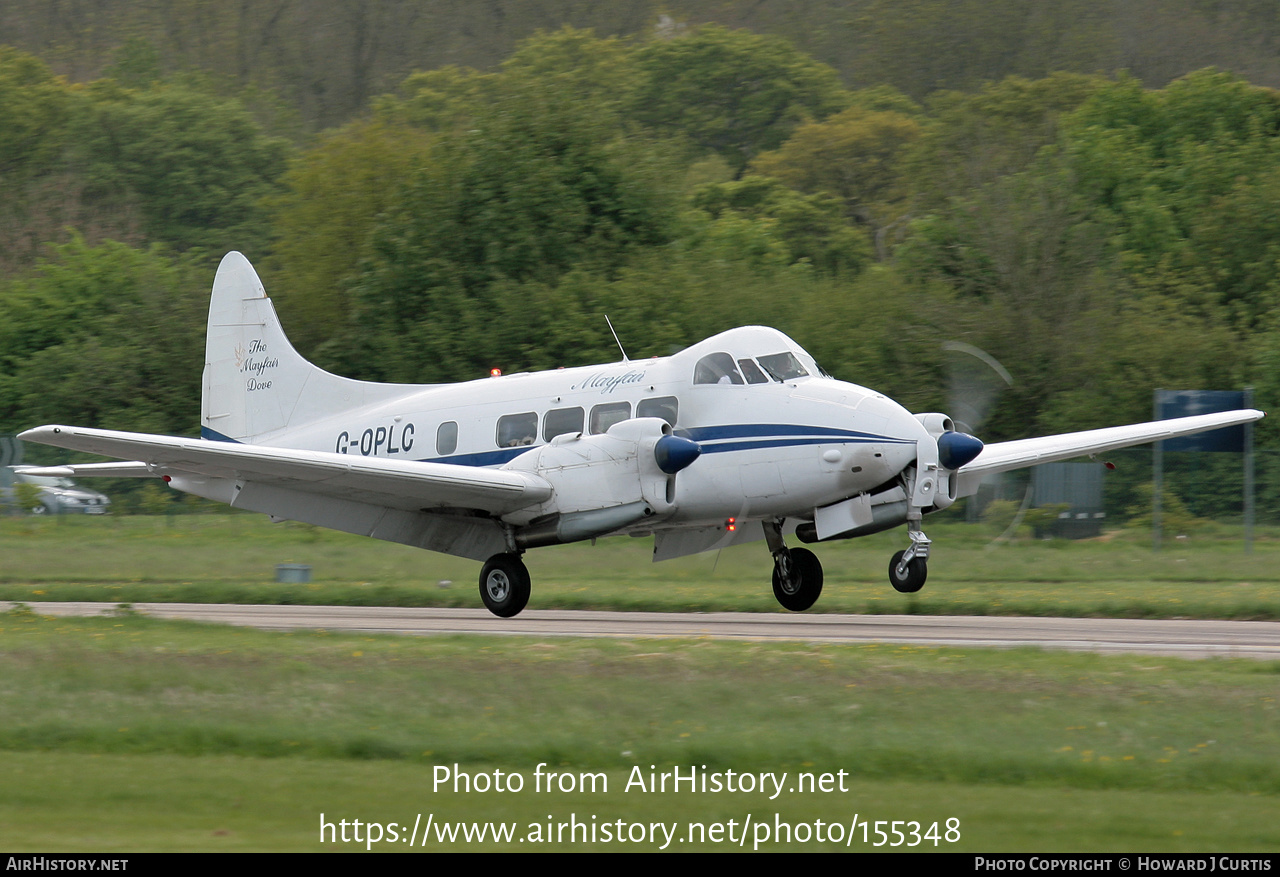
21,253,1265,617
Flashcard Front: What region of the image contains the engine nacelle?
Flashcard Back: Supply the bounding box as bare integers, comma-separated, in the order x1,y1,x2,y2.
914,413,955,438
500,418,698,543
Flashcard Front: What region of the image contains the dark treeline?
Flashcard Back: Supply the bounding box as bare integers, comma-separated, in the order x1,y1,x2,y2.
3,9,1280,519
4,1,1280,131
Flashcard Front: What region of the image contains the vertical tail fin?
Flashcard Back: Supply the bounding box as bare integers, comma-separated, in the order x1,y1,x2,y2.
200,252,414,444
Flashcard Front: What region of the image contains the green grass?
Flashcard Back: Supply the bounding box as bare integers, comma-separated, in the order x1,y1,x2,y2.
0,608,1277,850
2,515,1277,851
2,514,1278,619
4,753,1276,852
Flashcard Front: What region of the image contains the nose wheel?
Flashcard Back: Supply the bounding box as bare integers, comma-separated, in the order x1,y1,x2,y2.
888,526,930,593
888,550,927,593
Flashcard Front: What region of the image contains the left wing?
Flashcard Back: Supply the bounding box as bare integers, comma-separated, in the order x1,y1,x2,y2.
18,425,555,561
955,409,1264,496
18,425,552,515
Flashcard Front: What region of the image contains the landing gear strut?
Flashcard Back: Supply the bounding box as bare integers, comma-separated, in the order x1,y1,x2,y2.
764,521,823,611
479,553,531,617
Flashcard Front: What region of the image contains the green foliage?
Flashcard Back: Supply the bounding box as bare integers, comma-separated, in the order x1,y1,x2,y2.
136,482,174,516
0,47,71,176
1125,484,1210,534
375,65,499,132
1063,70,1280,326
265,118,434,357
848,0,1120,100
69,81,291,252
627,24,849,176
4,18,1280,470
0,239,206,437
749,103,923,257
690,177,872,275
12,482,44,515
344,72,682,381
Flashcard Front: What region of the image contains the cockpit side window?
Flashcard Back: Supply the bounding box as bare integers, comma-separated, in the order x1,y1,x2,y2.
693,352,745,385
738,358,770,384
757,352,809,381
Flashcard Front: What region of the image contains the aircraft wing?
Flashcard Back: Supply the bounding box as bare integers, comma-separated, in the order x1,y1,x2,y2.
955,409,1264,496
17,425,552,516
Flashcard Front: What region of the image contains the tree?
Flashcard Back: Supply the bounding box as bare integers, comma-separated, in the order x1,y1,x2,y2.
690,177,872,275
0,47,70,176
266,118,434,358
749,104,923,258
69,81,291,252
0,239,206,437
345,75,680,382
626,25,849,177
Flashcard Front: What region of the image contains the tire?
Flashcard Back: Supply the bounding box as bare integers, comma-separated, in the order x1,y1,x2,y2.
772,547,823,611
888,550,927,593
478,554,531,618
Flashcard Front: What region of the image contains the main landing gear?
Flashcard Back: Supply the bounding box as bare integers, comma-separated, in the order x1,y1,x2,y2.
764,521,824,611
479,553,531,618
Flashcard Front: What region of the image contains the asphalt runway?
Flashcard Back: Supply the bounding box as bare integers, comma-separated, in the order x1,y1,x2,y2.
11,601,1280,659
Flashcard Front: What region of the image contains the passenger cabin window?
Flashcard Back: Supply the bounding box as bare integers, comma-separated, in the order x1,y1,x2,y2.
738,358,770,385
637,396,679,426
590,402,631,434
436,421,458,455
757,352,808,381
543,407,584,442
693,352,744,385
497,413,538,448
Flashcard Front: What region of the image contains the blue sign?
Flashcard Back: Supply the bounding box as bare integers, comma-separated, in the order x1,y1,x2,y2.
1155,390,1249,452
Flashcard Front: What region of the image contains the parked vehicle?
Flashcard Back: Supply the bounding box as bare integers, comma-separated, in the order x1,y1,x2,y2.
1,466,111,515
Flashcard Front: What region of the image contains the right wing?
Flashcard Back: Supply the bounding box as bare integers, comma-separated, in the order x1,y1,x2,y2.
955,409,1264,496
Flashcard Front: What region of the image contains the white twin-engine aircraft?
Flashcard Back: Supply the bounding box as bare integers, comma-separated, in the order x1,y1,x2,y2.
21,252,1264,617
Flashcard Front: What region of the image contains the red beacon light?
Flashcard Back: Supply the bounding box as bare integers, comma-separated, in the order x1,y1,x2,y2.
725,517,737,532
489,367,502,377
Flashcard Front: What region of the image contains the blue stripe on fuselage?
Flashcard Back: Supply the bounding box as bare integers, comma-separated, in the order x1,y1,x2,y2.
679,423,910,443
200,423,910,465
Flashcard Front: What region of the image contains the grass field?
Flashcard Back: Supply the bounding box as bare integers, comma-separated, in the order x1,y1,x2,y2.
1,514,1277,851
2,514,1279,618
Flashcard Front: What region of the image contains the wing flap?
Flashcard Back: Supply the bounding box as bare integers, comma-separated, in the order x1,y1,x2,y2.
18,425,552,516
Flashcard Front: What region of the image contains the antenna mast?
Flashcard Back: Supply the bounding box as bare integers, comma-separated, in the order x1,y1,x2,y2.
605,315,629,363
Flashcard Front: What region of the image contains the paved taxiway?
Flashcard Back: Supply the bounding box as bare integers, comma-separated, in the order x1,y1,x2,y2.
10,602,1280,659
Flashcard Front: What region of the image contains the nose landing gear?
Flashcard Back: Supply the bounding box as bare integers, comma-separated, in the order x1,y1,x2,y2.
889,525,930,593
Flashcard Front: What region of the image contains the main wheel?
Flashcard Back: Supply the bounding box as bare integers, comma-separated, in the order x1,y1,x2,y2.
888,550,927,593
772,547,824,611
478,553,531,618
